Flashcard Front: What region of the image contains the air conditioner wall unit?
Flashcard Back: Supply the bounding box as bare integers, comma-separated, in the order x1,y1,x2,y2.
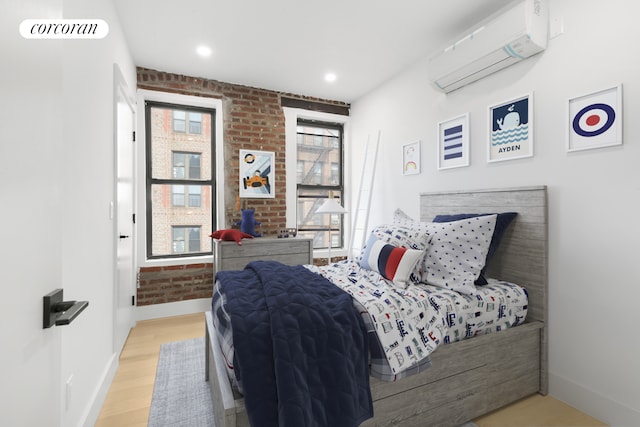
428,0,548,93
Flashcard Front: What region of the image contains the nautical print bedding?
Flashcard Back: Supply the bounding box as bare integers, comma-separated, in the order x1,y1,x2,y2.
308,261,447,377
422,278,528,343
211,259,528,392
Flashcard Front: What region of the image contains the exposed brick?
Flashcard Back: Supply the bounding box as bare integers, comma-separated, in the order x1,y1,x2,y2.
136,261,215,306
136,67,349,306
163,265,185,271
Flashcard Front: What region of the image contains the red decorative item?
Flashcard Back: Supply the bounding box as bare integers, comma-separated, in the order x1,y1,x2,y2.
210,229,253,245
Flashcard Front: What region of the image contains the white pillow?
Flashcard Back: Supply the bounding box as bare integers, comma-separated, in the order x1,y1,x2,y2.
420,215,497,295
392,208,431,235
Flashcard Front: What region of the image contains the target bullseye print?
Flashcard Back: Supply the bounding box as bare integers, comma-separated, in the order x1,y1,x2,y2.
572,103,615,137
568,85,622,152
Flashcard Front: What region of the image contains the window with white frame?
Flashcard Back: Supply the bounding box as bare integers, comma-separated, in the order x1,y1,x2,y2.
146,101,215,258
295,119,344,251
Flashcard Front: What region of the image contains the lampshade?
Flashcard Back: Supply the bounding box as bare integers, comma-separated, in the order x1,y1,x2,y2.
315,197,348,214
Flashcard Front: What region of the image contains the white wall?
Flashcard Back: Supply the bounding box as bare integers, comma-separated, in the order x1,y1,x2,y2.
0,0,136,425
348,1,640,425
0,1,64,425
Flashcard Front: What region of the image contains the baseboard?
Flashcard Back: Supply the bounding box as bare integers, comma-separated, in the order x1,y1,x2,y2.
81,352,119,427
549,372,640,427
135,298,211,321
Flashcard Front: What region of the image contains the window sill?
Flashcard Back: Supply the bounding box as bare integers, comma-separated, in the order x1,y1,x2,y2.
314,248,348,259
140,254,214,269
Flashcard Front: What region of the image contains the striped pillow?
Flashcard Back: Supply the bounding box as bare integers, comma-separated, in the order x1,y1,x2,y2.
360,235,424,287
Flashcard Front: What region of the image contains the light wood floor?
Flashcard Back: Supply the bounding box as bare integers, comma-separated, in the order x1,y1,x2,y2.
96,313,206,427
95,313,607,427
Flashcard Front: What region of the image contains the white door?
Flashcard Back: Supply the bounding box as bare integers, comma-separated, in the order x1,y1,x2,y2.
2,5,63,422
114,67,136,354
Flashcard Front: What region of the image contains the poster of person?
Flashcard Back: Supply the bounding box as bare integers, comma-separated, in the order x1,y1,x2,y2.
239,149,274,198
488,93,533,162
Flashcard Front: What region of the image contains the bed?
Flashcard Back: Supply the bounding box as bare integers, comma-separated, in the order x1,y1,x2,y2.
205,185,548,427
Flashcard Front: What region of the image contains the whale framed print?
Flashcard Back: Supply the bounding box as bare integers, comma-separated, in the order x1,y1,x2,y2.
402,141,420,175
437,113,470,170
567,84,622,152
488,93,533,163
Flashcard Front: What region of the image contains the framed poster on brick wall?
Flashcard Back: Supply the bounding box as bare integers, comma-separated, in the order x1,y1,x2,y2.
239,149,275,198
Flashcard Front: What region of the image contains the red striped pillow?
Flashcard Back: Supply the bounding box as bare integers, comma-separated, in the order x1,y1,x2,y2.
360,236,424,287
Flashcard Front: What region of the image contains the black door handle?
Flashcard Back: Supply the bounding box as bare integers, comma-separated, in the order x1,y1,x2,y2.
119,234,130,239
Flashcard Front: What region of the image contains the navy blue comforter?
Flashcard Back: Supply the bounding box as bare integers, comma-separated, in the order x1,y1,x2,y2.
217,261,373,427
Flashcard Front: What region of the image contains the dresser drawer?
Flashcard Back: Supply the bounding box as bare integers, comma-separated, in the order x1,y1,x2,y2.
213,238,313,275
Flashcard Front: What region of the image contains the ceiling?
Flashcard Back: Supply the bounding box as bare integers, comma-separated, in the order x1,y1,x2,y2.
113,0,512,103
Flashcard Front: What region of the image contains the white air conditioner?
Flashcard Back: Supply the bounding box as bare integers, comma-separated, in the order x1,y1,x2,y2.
428,0,548,93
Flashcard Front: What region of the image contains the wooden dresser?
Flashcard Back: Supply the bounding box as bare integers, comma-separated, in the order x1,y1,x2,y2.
212,237,313,275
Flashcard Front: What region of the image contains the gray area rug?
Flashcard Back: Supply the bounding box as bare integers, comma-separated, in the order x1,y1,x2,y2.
149,337,214,427
148,337,479,427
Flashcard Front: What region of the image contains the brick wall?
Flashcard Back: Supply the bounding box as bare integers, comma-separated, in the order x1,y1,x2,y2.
137,263,214,306
136,67,349,306
137,67,349,235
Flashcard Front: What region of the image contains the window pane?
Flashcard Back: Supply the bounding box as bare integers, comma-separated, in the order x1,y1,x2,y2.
150,184,212,257
189,154,201,179
173,110,186,132
150,106,212,180
296,124,341,186
188,227,201,252
172,152,185,179
189,112,202,134
296,160,304,183
172,185,185,206
188,185,201,207
296,187,344,250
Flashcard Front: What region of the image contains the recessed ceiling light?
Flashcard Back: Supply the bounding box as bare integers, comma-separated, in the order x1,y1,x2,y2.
196,45,212,57
324,73,337,82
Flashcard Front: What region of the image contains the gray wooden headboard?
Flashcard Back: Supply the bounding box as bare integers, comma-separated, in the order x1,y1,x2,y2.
420,185,548,391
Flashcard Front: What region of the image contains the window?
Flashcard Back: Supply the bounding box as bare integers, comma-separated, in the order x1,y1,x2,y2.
172,226,201,254
146,101,215,258
171,185,201,207
173,152,201,179
172,110,202,134
295,120,344,251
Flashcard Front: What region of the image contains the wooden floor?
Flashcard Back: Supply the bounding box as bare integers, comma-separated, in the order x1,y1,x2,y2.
96,313,607,427
96,313,206,427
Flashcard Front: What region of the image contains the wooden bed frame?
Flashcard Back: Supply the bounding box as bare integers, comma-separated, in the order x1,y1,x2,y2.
205,186,548,427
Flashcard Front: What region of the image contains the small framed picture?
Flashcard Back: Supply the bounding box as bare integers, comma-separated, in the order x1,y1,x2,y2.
437,113,469,170
402,141,421,175
239,149,275,198
488,93,533,162
567,84,622,152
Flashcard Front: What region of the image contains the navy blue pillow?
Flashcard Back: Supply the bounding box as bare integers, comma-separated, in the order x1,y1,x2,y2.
432,212,517,285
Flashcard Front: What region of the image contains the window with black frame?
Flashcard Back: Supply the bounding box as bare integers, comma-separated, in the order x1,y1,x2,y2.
145,101,215,258
296,120,344,251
